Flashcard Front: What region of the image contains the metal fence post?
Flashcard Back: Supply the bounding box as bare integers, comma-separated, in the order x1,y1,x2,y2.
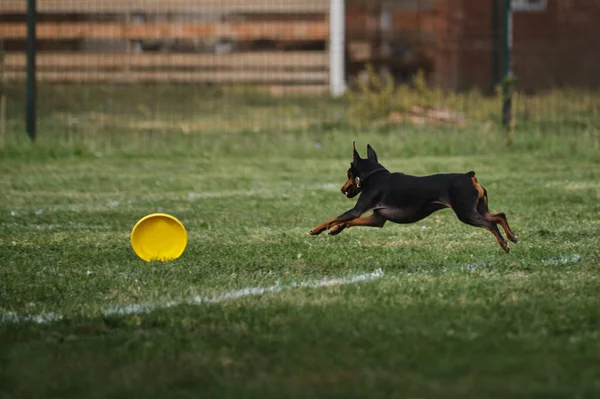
502,0,514,144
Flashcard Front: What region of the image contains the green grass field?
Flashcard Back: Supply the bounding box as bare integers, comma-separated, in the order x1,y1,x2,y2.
1,85,600,398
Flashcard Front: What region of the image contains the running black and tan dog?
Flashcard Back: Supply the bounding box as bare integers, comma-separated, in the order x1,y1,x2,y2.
309,142,518,253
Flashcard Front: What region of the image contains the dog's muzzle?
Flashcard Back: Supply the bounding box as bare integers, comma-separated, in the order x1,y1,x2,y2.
341,182,360,198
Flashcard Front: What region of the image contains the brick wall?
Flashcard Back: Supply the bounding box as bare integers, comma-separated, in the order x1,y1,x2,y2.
512,0,600,91
431,0,462,89
346,0,600,92
432,0,600,92
431,0,498,92
345,1,438,83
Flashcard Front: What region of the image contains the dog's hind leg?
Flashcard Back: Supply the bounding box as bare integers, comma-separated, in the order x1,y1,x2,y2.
476,191,518,244
328,212,387,235
484,212,518,244
451,178,509,253
453,206,510,253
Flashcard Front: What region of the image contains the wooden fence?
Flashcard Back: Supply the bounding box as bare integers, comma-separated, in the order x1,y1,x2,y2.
0,0,331,89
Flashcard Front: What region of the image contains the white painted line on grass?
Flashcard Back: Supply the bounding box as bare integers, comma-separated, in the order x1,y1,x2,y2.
0,253,585,326
0,222,111,231
0,312,64,325
0,269,384,325
541,254,581,265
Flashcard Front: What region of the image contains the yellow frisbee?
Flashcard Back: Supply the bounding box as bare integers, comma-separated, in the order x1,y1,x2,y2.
130,213,187,262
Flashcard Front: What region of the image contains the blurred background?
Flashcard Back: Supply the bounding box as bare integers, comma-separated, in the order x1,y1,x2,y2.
0,0,599,157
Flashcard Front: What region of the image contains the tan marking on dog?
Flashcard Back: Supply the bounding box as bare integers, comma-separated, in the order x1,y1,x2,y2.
484,213,517,242
342,171,356,193
346,215,384,227
309,217,344,235
432,201,452,208
341,170,361,197
471,176,485,200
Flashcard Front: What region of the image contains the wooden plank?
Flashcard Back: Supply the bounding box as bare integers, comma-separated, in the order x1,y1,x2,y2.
5,70,329,83
4,52,329,69
1,21,329,41
0,0,330,13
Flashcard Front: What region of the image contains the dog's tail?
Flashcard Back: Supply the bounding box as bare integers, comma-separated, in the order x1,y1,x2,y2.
467,171,476,177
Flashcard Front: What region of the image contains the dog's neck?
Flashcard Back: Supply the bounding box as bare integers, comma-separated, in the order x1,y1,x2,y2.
357,167,388,187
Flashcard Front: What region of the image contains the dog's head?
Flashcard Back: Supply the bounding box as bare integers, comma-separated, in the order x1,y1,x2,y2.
341,142,381,198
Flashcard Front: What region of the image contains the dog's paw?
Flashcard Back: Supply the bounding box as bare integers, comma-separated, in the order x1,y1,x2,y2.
509,234,519,244
501,241,510,253
328,225,346,236
308,227,325,235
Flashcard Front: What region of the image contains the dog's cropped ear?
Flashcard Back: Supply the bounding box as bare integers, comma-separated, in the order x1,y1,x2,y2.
353,141,361,162
367,144,378,163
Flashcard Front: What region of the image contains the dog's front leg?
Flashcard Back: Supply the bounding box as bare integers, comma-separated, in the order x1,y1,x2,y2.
308,208,362,235
328,212,387,235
